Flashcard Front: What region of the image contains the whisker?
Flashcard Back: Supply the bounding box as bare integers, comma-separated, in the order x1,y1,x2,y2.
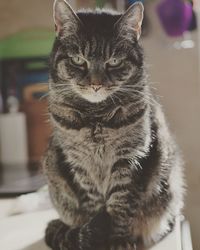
116,88,158,106
112,93,123,104
109,94,117,107
53,83,72,87
39,92,49,100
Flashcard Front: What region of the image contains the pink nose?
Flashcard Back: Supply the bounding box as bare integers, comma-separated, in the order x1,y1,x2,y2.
91,84,102,92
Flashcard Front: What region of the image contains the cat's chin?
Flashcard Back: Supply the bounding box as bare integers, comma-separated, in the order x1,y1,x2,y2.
79,93,108,103
73,87,110,103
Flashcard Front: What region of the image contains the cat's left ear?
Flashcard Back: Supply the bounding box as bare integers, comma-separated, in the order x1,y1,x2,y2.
53,0,81,36
115,2,144,40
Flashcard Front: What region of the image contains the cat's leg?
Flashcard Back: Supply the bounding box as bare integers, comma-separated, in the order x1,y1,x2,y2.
106,157,177,249
45,209,111,250
105,159,143,250
106,159,155,250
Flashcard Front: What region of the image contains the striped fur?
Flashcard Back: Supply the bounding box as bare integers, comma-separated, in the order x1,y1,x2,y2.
43,1,185,249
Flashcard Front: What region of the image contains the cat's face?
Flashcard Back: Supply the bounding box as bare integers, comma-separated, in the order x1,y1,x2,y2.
50,0,144,103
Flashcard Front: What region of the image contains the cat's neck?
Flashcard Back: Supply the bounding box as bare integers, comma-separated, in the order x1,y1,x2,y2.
49,91,148,131
49,92,145,119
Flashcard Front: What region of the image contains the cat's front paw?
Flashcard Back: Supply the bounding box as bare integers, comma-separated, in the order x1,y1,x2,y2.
79,209,111,249
109,236,137,250
45,219,70,250
89,209,111,245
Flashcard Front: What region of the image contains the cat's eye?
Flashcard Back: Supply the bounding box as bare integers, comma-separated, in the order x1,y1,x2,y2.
107,58,122,68
71,56,86,66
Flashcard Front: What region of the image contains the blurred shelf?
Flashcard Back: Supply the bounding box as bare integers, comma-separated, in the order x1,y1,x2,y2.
0,162,46,197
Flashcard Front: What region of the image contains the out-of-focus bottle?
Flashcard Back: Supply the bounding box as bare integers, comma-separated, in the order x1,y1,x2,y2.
0,94,28,165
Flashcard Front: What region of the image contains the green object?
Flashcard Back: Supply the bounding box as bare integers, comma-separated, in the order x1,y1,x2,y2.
25,61,48,70
0,29,55,60
96,0,105,8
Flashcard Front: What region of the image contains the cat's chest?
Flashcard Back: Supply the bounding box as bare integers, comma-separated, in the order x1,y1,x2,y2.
61,124,118,193
65,122,119,161
66,122,134,164
56,112,146,195
59,111,140,167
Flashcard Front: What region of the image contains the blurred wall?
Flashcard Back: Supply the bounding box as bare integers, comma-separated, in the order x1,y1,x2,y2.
0,0,199,249
142,3,200,250
0,0,54,38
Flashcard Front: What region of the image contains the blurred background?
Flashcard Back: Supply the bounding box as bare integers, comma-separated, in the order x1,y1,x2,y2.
0,0,199,249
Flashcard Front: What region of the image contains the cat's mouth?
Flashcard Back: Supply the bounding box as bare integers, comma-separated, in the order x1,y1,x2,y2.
74,85,115,103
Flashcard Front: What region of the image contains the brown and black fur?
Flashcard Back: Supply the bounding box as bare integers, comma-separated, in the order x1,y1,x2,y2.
43,1,185,249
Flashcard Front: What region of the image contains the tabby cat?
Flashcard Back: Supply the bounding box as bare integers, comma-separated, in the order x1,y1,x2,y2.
43,0,185,249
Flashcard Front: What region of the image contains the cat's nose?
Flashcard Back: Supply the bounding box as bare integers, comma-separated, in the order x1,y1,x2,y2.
91,84,102,92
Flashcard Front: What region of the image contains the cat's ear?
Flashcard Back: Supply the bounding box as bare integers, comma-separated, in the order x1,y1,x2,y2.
115,2,144,40
53,0,81,36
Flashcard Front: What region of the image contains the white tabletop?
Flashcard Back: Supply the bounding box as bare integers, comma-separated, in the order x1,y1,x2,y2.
0,199,188,250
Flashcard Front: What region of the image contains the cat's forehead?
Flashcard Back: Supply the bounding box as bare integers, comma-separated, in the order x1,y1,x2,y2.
64,11,122,58
57,9,141,59
77,11,121,35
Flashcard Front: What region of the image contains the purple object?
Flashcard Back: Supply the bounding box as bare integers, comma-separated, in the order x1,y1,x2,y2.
156,0,193,37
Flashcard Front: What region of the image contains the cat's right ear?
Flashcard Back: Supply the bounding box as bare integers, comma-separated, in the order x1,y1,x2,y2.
53,0,81,36
114,2,144,40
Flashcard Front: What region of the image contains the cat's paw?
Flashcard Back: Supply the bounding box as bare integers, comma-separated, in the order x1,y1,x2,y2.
80,209,111,248
45,219,70,250
109,236,137,250
89,209,111,244
90,209,111,233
